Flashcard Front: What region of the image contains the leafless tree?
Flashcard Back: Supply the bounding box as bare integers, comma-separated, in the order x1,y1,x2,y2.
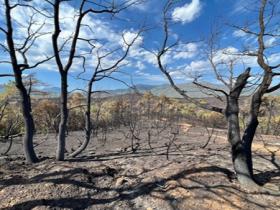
1,0,53,163
165,128,180,160
48,0,142,160
69,30,142,157
201,125,218,149
155,0,280,190
0,113,23,156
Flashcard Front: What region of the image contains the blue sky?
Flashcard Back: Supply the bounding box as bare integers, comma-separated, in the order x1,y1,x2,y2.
1,0,280,91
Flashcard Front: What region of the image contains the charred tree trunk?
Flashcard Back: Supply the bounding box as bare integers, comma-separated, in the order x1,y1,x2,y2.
4,0,38,163
231,140,256,187
225,68,258,188
18,80,38,163
227,97,256,187
230,0,275,189
226,69,272,189
56,73,68,160
240,116,259,176
240,71,272,180
69,82,92,157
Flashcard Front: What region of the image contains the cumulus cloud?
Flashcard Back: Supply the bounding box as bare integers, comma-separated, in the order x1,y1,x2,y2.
172,0,202,24
212,47,240,64
0,0,136,73
173,43,199,59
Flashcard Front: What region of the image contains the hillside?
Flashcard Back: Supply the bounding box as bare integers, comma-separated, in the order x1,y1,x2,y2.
1,126,280,210
88,83,280,98
2,81,280,99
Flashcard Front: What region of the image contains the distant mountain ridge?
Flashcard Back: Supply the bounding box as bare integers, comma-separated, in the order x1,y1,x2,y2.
95,83,228,98
1,82,280,98
103,82,280,98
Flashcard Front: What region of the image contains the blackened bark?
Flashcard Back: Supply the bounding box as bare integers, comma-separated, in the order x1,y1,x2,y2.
241,117,258,175
19,80,39,163
56,73,68,160
227,103,255,187
241,72,272,176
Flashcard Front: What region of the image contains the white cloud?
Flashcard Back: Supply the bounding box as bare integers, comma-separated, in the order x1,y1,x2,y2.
169,70,189,80
268,53,280,66
121,30,143,47
135,61,146,70
213,47,240,64
185,60,209,72
265,37,277,48
172,0,202,24
133,42,200,70
211,46,258,68
173,43,198,59
135,69,166,82
233,30,247,38
0,0,136,73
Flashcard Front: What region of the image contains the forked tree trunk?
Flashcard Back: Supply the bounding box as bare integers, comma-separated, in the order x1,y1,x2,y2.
225,68,259,188
227,100,256,187
56,73,68,160
226,68,272,189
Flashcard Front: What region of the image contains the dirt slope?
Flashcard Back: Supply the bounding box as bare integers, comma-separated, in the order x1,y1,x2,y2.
1,126,280,210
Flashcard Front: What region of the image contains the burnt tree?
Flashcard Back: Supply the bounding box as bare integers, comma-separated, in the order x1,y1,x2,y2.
156,0,280,190
50,0,141,160
51,0,113,161
69,30,143,157
1,0,53,163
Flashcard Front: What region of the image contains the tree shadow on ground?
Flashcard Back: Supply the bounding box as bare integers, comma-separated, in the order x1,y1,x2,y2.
255,170,280,185
67,142,226,163
2,164,279,210
254,146,280,185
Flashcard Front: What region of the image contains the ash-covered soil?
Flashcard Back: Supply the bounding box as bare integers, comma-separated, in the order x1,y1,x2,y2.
1,124,280,210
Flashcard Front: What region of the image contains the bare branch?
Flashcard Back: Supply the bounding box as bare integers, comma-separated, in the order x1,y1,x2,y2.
266,83,280,93
23,55,54,70
193,80,228,97
10,3,53,18
0,74,14,77
0,27,7,34
156,0,224,114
